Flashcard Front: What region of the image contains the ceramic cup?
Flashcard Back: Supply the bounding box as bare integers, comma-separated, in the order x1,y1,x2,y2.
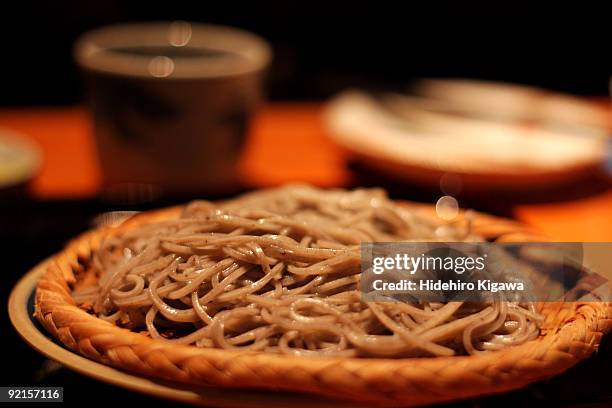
75,21,271,198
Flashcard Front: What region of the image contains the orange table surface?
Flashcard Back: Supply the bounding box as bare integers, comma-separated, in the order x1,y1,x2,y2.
0,104,611,241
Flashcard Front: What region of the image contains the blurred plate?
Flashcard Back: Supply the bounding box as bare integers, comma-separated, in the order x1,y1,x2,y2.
0,129,41,196
324,83,610,192
8,260,371,408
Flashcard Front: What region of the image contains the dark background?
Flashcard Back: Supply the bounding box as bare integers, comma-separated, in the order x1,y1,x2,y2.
2,2,611,407
0,2,610,106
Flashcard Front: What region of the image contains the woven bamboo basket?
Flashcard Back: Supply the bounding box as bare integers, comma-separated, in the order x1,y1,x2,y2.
34,204,612,406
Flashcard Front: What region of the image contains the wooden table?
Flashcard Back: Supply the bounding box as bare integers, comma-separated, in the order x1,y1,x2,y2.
1,103,611,241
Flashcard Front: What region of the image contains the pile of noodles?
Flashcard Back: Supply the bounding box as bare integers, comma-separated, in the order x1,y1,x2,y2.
73,185,542,357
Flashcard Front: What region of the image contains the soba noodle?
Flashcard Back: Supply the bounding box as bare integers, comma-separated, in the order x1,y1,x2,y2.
74,185,542,357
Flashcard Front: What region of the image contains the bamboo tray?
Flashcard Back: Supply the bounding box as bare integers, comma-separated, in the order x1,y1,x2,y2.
16,204,612,406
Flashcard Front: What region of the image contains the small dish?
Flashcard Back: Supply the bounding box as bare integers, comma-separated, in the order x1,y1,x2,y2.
324,85,610,192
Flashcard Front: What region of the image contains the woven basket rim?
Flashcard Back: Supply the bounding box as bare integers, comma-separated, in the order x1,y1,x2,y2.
34,203,612,406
